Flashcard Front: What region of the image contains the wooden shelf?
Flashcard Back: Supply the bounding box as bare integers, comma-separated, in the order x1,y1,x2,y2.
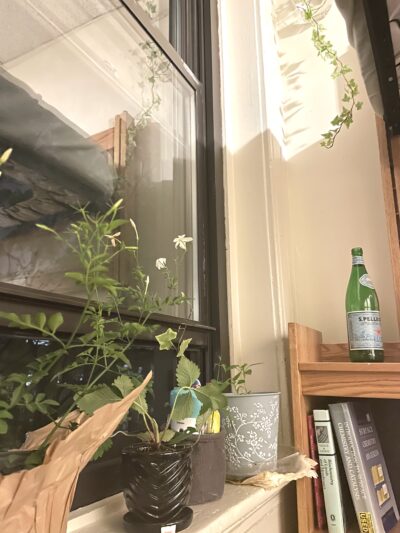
312,522,400,533
289,323,400,533
299,361,400,398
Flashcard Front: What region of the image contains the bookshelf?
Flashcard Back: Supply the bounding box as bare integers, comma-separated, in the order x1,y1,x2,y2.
289,322,400,533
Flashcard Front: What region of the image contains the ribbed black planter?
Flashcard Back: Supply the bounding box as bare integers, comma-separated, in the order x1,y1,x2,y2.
188,431,226,505
121,443,193,532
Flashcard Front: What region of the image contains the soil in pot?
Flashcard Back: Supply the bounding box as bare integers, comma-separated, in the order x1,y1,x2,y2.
188,431,225,505
121,443,193,533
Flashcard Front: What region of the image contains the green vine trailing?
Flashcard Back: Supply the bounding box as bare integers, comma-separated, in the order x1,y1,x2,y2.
298,1,363,148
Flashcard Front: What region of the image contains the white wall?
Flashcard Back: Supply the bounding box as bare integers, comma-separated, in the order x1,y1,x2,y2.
286,47,398,343
219,0,399,445
219,0,292,444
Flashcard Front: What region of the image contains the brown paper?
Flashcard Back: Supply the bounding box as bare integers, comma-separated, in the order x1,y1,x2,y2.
228,453,318,489
0,372,152,533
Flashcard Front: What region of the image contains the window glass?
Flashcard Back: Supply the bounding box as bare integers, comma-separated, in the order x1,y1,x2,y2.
135,0,170,41
0,0,198,319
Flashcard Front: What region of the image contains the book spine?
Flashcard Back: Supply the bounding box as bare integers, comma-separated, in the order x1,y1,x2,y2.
313,409,346,533
329,403,379,533
307,414,327,529
349,403,399,533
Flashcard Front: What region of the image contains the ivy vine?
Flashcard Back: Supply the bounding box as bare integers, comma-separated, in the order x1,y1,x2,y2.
298,1,363,148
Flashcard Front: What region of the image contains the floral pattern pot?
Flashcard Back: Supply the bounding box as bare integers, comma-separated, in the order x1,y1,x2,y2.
221,392,280,480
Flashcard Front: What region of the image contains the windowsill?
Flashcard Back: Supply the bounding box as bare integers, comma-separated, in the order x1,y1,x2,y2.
68,482,292,533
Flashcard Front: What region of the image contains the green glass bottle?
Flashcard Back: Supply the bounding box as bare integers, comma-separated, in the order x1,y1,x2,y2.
345,247,384,362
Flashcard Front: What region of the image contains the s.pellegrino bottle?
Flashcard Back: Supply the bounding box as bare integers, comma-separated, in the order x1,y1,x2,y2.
345,247,384,362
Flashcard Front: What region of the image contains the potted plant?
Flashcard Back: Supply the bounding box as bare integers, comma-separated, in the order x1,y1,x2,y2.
120,328,227,532
0,176,196,533
219,362,280,480
187,408,226,506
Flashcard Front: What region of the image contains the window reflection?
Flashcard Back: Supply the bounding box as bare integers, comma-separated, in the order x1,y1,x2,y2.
0,0,198,319
135,0,170,41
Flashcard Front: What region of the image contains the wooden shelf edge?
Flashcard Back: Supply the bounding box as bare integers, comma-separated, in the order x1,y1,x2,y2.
299,361,400,398
300,362,400,372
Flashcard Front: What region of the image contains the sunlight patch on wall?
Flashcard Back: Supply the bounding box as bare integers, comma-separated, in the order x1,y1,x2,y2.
268,0,351,159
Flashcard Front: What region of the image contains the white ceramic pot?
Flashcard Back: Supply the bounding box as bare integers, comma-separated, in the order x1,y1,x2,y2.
221,392,280,480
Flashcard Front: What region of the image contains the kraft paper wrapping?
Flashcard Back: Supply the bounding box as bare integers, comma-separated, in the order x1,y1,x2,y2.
228,453,318,489
0,371,152,533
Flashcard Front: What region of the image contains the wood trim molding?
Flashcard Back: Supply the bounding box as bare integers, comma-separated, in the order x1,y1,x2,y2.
376,116,400,329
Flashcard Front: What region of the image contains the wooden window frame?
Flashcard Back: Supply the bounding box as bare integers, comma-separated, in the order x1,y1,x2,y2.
0,0,228,507
376,117,400,328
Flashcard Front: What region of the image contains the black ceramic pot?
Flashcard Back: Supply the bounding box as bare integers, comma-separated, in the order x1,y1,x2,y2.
121,443,193,533
188,431,226,505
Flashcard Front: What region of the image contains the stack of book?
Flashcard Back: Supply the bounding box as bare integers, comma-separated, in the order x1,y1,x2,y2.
308,401,399,533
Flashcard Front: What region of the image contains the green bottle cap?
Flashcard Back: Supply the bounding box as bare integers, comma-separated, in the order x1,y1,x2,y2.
351,247,363,256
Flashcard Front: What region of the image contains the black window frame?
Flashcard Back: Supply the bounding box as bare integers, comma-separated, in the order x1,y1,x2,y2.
0,0,228,507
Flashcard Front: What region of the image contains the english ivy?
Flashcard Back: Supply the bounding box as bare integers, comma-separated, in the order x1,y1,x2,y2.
298,1,363,148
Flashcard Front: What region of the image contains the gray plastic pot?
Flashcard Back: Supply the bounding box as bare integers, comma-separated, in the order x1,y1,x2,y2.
221,392,280,480
188,431,226,505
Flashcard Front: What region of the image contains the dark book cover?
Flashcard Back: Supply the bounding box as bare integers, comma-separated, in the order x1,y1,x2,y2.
329,402,399,533
308,414,327,529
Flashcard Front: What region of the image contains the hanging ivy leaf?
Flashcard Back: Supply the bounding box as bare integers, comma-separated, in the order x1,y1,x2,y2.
156,328,177,350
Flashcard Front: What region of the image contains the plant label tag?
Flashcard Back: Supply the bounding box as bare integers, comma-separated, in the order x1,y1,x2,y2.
161,527,176,533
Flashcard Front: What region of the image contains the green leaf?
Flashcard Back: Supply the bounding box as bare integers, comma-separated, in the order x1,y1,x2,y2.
176,355,200,388
135,432,153,442
161,429,176,442
0,410,13,420
33,312,46,330
75,386,120,415
35,223,57,235
10,384,24,408
47,312,64,333
113,376,134,398
131,391,149,416
168,427,197,444
195,380,228,414
171,391,195,421
108,219,126,231
65,272,85,284
156,328,177,350
0,419,8,434
24,448,46,469
177,338,192,358
92,438,113,460
0,312,30,329
104,199,123,218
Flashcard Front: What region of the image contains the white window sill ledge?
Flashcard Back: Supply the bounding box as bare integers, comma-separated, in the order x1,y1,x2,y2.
68,482,296,533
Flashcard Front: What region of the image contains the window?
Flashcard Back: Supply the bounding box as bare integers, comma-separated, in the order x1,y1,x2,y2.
0,0,227,506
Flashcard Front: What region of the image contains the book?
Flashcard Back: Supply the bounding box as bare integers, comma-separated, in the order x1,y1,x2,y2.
308,414,327,529
329,401,399,533
313,409,346,533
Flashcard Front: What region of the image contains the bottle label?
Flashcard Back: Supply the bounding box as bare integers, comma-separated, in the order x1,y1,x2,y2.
359,274,374,289
352,256,364,265
347,311,383,350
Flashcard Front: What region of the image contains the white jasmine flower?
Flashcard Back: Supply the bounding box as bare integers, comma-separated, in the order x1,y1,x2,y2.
0,148,12,165
129,218,139,241
105,232,121,247
156,257,167,270
173,234,193,251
